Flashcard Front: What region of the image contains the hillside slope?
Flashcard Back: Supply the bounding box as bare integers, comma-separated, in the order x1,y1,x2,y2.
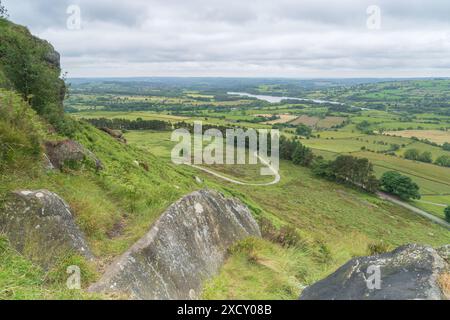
0,18,203,298
0,18,448,300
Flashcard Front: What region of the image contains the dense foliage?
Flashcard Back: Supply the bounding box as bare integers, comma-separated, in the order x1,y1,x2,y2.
445,206,450,223
312,155,379,193
0,18,65,128
83,117,172,131
0,89,42,171
380,171,421,200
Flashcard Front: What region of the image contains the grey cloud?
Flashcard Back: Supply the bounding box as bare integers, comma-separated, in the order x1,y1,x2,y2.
3,0,450,77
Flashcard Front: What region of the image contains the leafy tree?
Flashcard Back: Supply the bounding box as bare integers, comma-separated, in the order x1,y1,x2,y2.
356,120,370,131
295,124,312,137
445,206,450,223
404,148,420,160
279,136,296,161
435,155,450,167
356,120,373,134
417,151,432,163
312,155,378,192
443,142,450,151
380,171,420,200
0,1,8,19
365,175,380,193
0,19,65,127
292,143,314,167
311,157,332,176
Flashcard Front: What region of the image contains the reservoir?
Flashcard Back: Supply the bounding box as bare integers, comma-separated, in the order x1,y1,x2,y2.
227,92,344,105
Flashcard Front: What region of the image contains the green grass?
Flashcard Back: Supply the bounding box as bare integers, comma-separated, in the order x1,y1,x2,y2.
2,81,449,300
1,122,200,259
0,95,202,299
0,236,99,300
413,196,449,219
202,238,318,300
122,129,449,299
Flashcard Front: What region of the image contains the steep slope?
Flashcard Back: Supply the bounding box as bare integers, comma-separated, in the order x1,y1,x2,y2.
0,18,204,298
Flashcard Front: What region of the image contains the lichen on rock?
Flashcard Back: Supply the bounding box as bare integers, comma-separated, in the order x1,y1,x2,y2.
0,189,93,269
89,189,261,300
299,243,450,300
44,139,103,171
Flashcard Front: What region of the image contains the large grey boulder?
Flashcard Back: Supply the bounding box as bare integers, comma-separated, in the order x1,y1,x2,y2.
89,189,261,300
45,140,103,171
299,244,449,300
0,190,93,268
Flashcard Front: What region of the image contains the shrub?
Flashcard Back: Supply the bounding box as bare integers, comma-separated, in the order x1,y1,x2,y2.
0,89,42,170
435,155,450,167
417,151,433,163
445,206,450,223
443,142,450,151
259,217,302,248
314,240,333,264
404,148,420,160
367,242,391,255
0,19,66,127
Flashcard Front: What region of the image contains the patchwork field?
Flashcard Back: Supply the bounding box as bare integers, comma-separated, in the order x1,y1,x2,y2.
290,115,320,126
316,117,347,128
289,115,346,129
384,130,450,145
263,114,298,124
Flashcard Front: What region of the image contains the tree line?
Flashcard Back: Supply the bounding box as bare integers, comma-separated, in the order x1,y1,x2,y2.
404,148,450,167
82,117,172,131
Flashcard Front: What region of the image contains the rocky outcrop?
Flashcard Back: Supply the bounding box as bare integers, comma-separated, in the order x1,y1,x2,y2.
0,20,66,114
299,244,449,300
89,189,260,300
99,127,127,144
42,153,55,171
45,140,103,171
44,48,61,69
0,190,93,268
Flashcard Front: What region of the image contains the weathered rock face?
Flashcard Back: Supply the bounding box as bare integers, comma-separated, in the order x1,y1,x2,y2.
89,189,261,300
45,140,103,171
0,190,93,268
44,48,61,69
299,244,449,300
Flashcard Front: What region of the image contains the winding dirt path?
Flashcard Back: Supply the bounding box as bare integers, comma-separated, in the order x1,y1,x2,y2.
188,154,281,186
377,192,450,230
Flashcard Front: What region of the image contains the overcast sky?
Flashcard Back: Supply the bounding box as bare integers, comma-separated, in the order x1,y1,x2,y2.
4,0,450,78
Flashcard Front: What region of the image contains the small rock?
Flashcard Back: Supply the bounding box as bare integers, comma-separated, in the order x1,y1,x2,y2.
195,176,203,184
